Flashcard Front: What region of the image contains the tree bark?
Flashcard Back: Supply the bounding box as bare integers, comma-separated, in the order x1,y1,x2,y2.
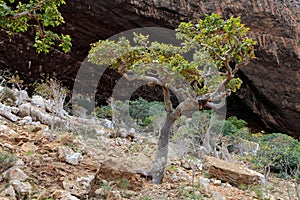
150,113,175,184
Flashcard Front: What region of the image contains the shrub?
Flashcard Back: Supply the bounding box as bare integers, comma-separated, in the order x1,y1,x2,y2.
95,97,165,128
0,87,16,105
252,133,300,176
0,152,18,172
227,116,247,129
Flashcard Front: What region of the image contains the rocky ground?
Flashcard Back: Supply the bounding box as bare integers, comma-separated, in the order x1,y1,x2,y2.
0,116,298,200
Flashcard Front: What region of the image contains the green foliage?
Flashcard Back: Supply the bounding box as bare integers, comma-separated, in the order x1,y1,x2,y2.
95,97,165,128
177,185,204,200
252,133,300,176
227,116,247,129
239,184,265,200
0,72,24,105
116,178,129,190
89,14,256,97
0,87,16,105
95,104,112,119
0,152,18,172
140,196,152,200
226,78,243,92
33,78,68,100
0,0,71,53
176,14,256,67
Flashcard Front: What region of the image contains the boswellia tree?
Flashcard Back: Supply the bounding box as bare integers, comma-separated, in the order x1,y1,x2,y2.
89,14,256,184
0,0,71,53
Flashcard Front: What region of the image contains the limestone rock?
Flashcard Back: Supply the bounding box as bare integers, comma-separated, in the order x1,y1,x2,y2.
0,185,16,200
62,175,93,197
205,156,263,186
18,116,33,126
107,191,122,200
65,153,83,165
10,180,32,195
52,190,80,200
15,90,30,105
2,168,28,181
199,177,210,188
0,103,19,122
0,125,16,135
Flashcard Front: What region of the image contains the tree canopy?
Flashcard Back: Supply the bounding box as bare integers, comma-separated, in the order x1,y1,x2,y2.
0,0,71,53
89,14,256,110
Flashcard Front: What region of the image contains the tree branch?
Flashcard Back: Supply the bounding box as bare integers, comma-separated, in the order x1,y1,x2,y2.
171,98,196,119
200,43,226,61
206,98,226,110
162,87,172,113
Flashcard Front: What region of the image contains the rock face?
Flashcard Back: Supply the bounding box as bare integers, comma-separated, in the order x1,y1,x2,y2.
0,0,299,137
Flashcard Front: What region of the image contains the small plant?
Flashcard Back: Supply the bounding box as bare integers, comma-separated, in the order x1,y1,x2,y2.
177,185,203,199
116,178,129,190
25,151,34,156
239,184,266,200
140,196,152,200
33,78,69,118
129,143,140,153
33,78,70,140
0,152,18,172
0,87,16,105
101,181,113,192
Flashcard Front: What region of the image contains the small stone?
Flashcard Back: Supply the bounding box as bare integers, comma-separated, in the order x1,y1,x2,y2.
199,177,210,188
221,182,232,188
2,168,28,181
211,192,226,200
21,142,38,153
176,168,191,181
16,90,30,105
0,125,16,135
57,146,75,160
63,175,93,196
184,186,193,192
10,180,32,195
96,129,106,135
171,173,179,182
212,179,222,185
18,116,32,126
181,161,192,170
2,143,13,150
103,119,113,129
65,153,83,165
0,185,16,200
122,190,137,198
31,95,47,109
94,188,109,197
14,159,25,167
107,191,122,200
53,190,80,200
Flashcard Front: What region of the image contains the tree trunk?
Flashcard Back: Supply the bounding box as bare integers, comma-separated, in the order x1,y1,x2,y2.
150,113,174,184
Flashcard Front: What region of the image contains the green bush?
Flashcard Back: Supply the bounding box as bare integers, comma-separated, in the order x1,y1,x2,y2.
227,116,247,129
0,152,18,172
0,87,16,105
95,97,165,127
252,133,300,176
